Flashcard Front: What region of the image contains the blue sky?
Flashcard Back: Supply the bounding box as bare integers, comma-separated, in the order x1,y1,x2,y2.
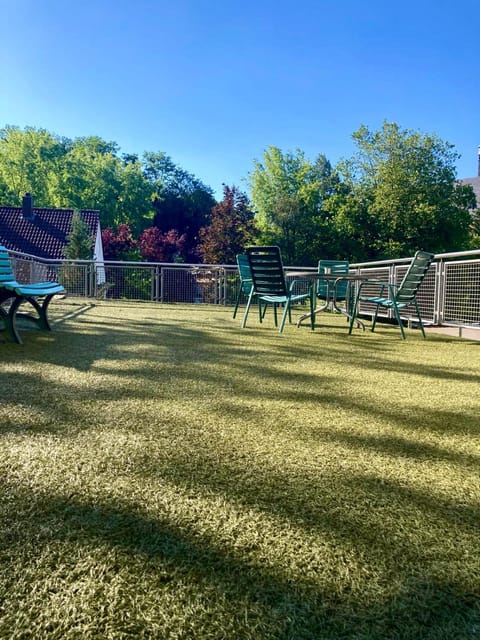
1,0,479,200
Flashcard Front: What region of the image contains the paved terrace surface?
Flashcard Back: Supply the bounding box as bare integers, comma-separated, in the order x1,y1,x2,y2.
425,326,480,341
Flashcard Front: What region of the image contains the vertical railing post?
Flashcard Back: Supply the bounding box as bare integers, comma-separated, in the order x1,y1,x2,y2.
434,257,445,325
90,261,96,297
222,268,227,306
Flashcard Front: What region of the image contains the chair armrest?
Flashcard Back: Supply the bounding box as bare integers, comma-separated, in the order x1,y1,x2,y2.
357,280,398,299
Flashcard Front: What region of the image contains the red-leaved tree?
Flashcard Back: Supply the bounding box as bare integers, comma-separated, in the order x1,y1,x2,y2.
138,227,186,262
101,223,137,260
197,185,257,263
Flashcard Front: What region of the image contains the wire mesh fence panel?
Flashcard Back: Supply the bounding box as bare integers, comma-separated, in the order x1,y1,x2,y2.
190,267,227,304
102,265,155,301
12,256,60,285
443,260,480,325
224,267,241,306
160,267,202,303
57,263,91,296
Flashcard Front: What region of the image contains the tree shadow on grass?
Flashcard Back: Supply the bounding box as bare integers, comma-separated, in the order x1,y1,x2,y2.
1,482,479,640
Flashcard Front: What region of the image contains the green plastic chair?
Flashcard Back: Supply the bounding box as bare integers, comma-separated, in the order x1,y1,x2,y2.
348,250,435,339
233,254,254,318
242,246,314,333
316,259,350,311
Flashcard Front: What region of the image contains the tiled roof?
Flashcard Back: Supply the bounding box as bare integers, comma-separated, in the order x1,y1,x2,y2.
0,207,99,259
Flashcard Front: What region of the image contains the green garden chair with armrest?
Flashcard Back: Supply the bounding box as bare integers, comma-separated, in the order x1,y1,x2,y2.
242,246,314,333
348,250,434,339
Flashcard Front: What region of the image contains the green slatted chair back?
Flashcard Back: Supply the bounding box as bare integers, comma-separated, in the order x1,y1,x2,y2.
396,251,434,304
242,246,314,332
246,246,288,297
317,259,349,301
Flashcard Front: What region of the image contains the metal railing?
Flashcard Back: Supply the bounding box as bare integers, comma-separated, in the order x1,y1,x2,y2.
7,248,480,331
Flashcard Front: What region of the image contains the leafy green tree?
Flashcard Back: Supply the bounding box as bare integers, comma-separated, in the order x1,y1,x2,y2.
197,185,257,264
0,127,155,235
339,122,476,258
52,137,154,233
0,126,68,204
64,210,94,259
250,147,338,264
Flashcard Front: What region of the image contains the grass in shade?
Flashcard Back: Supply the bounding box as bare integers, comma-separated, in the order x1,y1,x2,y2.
1,299,480,639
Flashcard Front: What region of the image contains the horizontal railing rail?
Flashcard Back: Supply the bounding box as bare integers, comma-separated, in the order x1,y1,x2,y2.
5,248,480,331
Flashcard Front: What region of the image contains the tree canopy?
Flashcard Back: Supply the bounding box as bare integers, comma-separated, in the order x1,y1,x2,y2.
336,122,476,258
250,147,340,264
0,123,476,266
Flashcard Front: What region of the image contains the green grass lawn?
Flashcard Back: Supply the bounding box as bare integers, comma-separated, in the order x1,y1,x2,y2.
1,299,480,639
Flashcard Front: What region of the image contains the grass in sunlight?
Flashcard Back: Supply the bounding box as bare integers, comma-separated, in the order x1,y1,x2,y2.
1,299,480,639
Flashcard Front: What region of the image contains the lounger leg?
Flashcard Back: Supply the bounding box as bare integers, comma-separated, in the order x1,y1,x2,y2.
1,297,23,343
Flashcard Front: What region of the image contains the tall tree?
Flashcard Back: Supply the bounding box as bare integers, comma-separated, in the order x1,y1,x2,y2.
250,147,338,264
52,137,154,233
0,127,155,234
197,185,257,264
338,122,476,258
0,126,68,204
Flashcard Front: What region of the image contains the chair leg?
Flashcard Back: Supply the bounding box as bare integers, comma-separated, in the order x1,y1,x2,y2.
273,304,278,327
279,303,290,333
414,300,426,338
233,290,242,318
348,292,362,335
241,291,255,328
309,290,315,331
371,305,381,333
392,303,406,339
